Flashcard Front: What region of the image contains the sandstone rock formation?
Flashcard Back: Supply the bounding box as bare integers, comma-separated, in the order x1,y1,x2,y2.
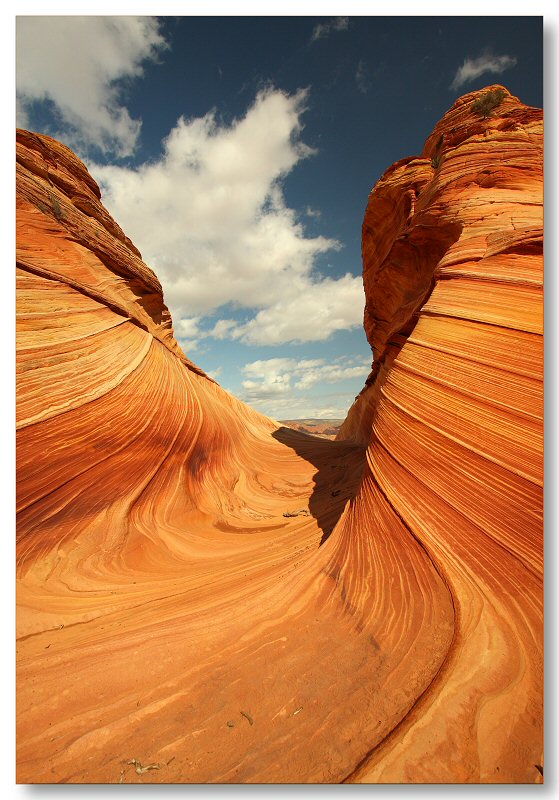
16,85,543,784
337,85,543,782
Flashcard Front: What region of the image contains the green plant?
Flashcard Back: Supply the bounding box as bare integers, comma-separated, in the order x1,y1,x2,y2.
430,153,442,169
51,193,64,221
470,88,507,119
430,134,444,169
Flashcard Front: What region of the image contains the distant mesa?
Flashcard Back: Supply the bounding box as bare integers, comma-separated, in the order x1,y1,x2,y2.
16,85,543,784
279,419,344,439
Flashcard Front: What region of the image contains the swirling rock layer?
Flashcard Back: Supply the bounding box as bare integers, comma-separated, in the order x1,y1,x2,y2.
16,86,543,784
338,85,543,782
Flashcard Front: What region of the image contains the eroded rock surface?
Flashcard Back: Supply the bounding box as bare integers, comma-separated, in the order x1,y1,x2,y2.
16,86,542,784
338,85,543,782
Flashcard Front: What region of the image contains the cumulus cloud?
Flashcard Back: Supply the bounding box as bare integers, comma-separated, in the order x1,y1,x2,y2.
241,356,370,399
174,317,203,350
239,356,370,418
16,95,30,130
93,88,363,346
255,394,352,419
450,51,517,91
294,361,371,390
310,17,349,43
16,16,167,156
213,273,364,345
241,358,297,400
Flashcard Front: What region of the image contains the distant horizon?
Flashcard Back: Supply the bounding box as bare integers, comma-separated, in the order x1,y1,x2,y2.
278,417,345,427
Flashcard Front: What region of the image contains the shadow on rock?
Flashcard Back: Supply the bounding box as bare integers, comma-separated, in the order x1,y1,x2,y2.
272,427,367,545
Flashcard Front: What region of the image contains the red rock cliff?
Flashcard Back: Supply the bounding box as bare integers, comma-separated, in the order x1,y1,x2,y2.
16,85,543,784
337,85,543,782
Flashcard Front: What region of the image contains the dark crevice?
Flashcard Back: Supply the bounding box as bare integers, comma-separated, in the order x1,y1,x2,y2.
339,452,459,783
271,427,366,546
346,210,464,446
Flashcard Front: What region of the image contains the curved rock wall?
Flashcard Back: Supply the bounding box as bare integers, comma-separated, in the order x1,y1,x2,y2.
16,85,543,784
338,85,543,782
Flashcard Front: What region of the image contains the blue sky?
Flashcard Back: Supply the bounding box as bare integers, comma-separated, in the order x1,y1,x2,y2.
15,11,543,419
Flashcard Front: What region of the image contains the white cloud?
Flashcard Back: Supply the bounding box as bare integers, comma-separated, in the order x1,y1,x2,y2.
174,316,203,350
239,356,370,410
241,358,299,400
241,391,359,421
294,362,371,390
210,319,239,339
16,96,30,130
277,398,349,419
305,206,322,219
310,17,349,43
93,88,362,346
176,317,201,339
220,273,365,345
450,51,517,91
16,16,167,156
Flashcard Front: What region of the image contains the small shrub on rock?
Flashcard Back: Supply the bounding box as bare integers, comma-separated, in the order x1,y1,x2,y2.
430,153,442,169
51,194,64,221
470,88,507,119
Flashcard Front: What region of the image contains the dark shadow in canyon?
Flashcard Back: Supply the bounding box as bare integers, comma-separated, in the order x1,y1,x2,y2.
272,427,367,546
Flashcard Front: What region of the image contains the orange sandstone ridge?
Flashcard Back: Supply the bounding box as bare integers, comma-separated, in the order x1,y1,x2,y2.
16,85,543,784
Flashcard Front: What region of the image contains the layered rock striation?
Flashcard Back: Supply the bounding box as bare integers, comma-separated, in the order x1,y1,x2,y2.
337,85,543,782
16,86,543,784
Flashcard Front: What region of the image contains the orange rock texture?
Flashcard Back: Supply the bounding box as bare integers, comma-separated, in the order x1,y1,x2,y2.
16,85,543,784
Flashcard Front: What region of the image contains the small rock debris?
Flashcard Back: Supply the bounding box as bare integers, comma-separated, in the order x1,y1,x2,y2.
127,758,161,775
240,710,254,726
283,509,310,518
